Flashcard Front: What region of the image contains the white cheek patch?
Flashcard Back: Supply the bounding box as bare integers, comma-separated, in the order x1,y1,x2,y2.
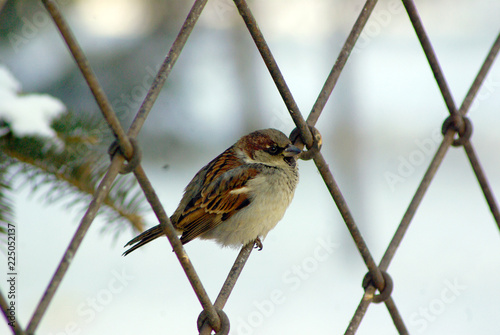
242,156,257,164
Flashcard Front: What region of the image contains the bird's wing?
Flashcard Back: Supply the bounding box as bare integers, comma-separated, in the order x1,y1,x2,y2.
175,165,259,244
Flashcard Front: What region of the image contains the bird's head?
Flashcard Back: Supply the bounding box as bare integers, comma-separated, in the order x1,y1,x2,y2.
236,128,301,168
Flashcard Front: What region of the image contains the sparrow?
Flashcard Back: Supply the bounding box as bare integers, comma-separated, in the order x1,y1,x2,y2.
123,128,300,255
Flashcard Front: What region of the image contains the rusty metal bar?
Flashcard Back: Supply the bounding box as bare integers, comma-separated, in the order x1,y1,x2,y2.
27,157,124,333
306,1,410,330
39,0,133,157
459,33,500,228
464,140,500,229
349,27,500,333
128,0,209,138
214,242,255,309
199,241,255,335
380,7,500,272
233,2,410,331
133,166,221,331
379,132,454,270
0,289,25,335
402,0,458,116
346,133,454,333
385,298,408,334
129,0,222,330
312,154,385,289
349,32,500,327
458,33,500,116
345,290,372,335
346,288,408,335
234,0,391,297
308,0,379,126
234,0,384,289
27,1,135,331
28,0,215,332
232,0,313,147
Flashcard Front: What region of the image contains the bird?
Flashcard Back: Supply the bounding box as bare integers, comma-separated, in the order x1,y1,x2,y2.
123,128,300,255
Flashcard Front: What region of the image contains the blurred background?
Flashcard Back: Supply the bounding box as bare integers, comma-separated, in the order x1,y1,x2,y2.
1,0,500,334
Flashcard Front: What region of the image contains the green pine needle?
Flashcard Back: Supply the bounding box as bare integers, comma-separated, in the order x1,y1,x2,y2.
0,111,148,242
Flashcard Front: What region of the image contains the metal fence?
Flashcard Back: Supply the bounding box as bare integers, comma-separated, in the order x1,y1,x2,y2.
1,0,499,334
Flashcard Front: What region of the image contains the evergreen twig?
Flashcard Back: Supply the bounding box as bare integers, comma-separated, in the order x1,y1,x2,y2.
0,111,147,240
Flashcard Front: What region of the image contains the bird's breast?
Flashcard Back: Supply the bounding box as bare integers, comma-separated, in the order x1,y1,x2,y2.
200,166,298,247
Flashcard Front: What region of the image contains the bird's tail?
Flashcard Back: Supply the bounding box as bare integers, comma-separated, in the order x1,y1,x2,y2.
123,225,164,256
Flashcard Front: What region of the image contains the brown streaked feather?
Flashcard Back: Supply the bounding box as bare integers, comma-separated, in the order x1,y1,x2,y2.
204,147,242,186
173,147,241,222
176,166,259,243
178,210,221,244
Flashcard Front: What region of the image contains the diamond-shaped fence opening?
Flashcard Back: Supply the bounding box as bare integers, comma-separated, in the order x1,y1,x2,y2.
1,0,499,334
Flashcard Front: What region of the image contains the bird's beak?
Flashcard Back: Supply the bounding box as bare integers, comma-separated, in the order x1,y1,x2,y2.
283,144,302,157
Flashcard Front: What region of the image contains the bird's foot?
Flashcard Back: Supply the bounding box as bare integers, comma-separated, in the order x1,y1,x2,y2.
254,237,263,251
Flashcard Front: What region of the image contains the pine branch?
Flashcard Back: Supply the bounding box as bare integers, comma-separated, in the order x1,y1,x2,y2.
0,111,148,236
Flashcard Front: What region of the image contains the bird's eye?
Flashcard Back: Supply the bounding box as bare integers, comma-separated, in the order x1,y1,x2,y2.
267,145,279,155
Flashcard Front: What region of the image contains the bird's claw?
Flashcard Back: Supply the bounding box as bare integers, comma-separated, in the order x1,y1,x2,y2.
254,237,263,251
